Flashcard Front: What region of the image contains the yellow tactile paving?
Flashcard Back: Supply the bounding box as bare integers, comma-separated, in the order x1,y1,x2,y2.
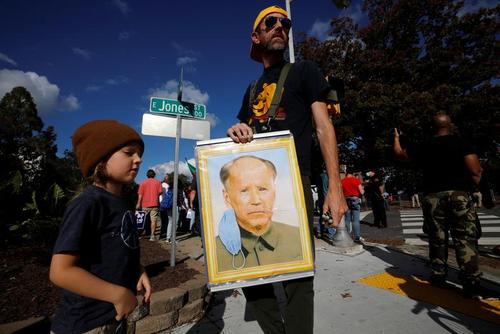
358,271,500,325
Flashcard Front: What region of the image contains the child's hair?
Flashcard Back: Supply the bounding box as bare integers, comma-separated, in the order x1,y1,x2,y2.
72,120,144,179
87,161,109,185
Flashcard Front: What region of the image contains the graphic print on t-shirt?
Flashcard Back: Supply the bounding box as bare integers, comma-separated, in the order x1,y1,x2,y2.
251,82,287,124
121,210,139,249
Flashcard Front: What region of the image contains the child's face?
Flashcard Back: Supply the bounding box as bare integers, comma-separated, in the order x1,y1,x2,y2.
105,143,142,185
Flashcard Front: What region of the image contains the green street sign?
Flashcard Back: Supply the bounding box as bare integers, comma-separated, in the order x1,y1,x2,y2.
149,97,206,119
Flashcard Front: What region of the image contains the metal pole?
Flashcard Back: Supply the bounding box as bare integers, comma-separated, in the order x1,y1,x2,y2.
169,66,183,267
169,114,181,267
285,0,295,63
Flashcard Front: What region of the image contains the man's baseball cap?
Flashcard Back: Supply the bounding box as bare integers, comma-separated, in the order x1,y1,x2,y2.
250,5,289,62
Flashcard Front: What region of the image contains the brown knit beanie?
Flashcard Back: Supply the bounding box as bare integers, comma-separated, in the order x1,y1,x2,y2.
72,120,144,177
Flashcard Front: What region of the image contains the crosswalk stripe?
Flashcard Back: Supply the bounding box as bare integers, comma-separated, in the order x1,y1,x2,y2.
405,239,428,245
403,228,425,234
404,226,500,234
401,222,424,227
405,237,500,246
400,210,500,246
402,221,500,227
400,213,492,217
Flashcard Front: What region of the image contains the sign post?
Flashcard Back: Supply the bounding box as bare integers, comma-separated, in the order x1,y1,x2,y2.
142,67,210,267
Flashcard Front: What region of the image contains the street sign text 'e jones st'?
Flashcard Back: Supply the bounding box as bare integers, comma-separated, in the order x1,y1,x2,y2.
150,97,206,119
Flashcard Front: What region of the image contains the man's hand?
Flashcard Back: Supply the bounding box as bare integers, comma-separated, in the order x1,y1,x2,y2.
113,286,138,321
227,123,253,143
323,185,347,228
137,271,152,305
393,127,409,160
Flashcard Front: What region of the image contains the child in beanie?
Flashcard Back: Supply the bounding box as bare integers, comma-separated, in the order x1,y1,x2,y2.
50,120,151,334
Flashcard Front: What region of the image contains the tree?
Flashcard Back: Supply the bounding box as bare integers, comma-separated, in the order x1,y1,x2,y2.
332,0,351,9
0,87,79,244
297,0,499,191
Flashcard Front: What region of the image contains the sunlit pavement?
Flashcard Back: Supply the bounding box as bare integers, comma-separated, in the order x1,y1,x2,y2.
168,235,500,334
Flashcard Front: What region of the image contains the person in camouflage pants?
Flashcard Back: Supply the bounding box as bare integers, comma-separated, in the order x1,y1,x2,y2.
422,190,481,285
394,114,483,298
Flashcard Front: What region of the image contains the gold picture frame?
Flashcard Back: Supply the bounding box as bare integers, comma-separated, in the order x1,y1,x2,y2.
195,131,314,291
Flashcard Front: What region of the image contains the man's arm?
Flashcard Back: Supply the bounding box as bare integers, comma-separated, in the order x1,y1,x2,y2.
312,101,347,227
136,194,143,210
464,154,482,185
189,190,196,209
393,128,409,160
358,183,365,196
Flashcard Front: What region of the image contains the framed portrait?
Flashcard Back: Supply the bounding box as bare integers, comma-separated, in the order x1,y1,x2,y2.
195,130,314,291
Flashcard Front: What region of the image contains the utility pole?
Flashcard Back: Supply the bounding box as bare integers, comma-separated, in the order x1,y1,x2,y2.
285,0,295,63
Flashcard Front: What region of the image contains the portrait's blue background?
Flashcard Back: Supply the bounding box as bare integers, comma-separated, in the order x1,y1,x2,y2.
206,147,301,235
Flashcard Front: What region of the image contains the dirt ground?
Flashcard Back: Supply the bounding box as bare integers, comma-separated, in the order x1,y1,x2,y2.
0,239,199,324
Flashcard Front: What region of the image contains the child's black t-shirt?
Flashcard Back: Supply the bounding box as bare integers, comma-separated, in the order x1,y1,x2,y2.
51,185,141,334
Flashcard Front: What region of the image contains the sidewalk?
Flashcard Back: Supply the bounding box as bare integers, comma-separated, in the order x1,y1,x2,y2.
167,236,500,334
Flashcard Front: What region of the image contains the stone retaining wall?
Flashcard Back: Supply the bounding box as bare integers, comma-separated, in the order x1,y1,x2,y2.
131,258,208,334
0,258,208,334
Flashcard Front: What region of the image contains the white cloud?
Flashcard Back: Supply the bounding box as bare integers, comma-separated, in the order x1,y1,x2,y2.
112,0,130,15
176,56,197,66
308,19,332,41
86,85,101,92
148,80,218,127
204,112,220,128
458,0,498,17
119,31,131,40
72,47,91,60
0,69,80,115
171,42,197,56
105,75,129,85
59,94,80,111
309,4,366,41
172,44,199,72
0,52,17,66
149,79,209,106
344,4,365,24
150,160,194,180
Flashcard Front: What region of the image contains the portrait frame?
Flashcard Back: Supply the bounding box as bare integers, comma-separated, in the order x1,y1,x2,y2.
195,131,314,291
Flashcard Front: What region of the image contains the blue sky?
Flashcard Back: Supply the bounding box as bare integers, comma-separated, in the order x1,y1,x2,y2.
0,1,494,182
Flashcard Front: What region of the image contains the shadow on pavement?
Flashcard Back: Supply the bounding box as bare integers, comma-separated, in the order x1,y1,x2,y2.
363,245,500,331
184,290,233,334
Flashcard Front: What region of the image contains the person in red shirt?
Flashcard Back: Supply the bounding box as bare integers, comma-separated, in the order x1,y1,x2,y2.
136,169,163,241
341,170,365,242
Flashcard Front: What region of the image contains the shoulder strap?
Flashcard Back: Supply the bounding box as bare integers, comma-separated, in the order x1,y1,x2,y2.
268,62,292,119
248,80,258,114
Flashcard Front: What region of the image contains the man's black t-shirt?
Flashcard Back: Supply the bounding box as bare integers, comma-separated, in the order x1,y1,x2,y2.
51,185,141,334
237,60,330,176
412,135,475,194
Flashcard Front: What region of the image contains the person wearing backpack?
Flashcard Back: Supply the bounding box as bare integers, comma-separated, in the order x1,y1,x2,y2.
226,5,346,334
159,174,174,243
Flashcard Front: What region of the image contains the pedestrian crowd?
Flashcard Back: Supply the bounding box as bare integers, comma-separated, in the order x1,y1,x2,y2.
136,170,200,243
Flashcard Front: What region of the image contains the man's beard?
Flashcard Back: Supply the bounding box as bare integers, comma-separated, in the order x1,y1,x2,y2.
263,38,287,53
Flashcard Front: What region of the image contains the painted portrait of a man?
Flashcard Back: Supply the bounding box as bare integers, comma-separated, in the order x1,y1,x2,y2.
215,155,302,272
